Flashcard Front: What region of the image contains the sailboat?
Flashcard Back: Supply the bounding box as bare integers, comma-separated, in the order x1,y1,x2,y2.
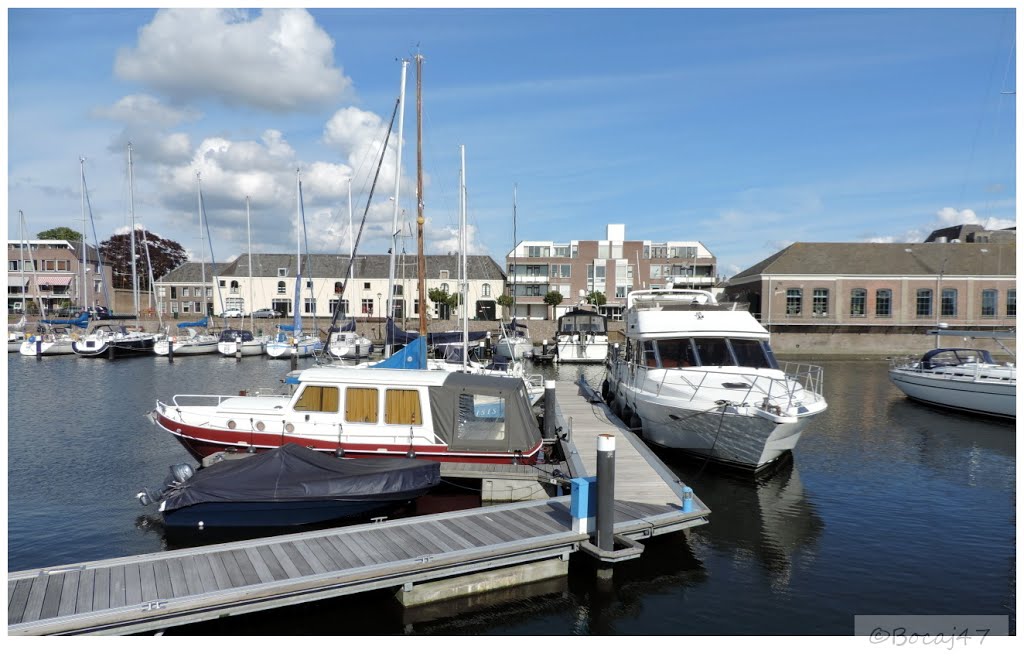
218,196,269,356
8,215,30,352
266,170,323,359
326,181,374,359
494,187,533,360
73,144,156,358
154,173,218,356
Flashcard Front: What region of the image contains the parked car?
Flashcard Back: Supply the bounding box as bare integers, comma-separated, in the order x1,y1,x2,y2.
219,309,245,318
251,308,280,319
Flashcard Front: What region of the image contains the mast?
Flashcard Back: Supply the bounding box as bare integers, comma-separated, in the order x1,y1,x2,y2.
139,226,161,327
79,158,89,311
196,172,207,318
385,58,409,357
246,196,254,331
18,212,26,316
292,169,303,335
127,143,139,317
81,163,111,310
459,145,468,372
345,178,354,320
511,184,517,322
416,53,427,336
22,212,43,317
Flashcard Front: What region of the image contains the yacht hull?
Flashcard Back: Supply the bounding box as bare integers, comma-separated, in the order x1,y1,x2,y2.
889,368,1015,419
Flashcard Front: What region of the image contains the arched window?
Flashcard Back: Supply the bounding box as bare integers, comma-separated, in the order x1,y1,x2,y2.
277,281,286,295
334,281,343,294
481,283,491,298
440,283,449,294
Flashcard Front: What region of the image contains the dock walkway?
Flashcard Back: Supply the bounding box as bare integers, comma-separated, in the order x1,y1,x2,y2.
9,379,708,635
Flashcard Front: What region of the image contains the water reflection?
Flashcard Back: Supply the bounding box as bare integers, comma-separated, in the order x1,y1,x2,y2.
662,455,823,594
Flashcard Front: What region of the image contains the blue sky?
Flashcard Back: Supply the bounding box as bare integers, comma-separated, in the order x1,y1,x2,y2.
5,7,1017,278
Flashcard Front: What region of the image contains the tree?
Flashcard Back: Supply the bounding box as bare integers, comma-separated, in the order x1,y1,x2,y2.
99,230,187,291
38,227,82,242
496,293,514,315
428,287,460,320
543,290,563,320
586,291,607,306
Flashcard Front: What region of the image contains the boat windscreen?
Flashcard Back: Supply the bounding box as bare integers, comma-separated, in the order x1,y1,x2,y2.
729,338,776,369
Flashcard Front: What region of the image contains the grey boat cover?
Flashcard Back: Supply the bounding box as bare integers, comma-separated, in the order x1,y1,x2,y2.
162,443,440,511
428,373,543,453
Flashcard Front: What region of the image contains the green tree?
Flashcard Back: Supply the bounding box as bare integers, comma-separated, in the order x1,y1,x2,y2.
428,287,460,320
37,226,83,242
543,290,564,320
586,291,607,306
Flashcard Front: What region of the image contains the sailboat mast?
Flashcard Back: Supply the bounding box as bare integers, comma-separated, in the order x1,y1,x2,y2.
79,157,89,311
511,185,517,321
246,196,254,329
196,172,207,317
416,53,426,336
385,58,409,357
18,212,26,316
293,169,303,334
128,143,140,317
346,178,354,318
22,212,43,317
459,144,468,372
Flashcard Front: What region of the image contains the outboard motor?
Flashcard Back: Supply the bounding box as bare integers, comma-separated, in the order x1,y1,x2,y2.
135,463,195,506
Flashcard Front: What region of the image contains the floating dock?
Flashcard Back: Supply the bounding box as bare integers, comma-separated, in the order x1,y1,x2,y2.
8,379,709,635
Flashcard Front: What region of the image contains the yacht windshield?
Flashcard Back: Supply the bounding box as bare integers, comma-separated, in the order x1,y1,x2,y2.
655,337,777,369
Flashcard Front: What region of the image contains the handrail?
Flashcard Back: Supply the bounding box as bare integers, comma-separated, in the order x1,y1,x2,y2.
645,362,825,413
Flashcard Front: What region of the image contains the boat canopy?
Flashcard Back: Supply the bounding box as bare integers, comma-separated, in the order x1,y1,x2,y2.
328,318,357,334
558,308,608,334
373,335,428,369
427,373,542,454
160,443,440,512
920,348,998,368
217,329,255,343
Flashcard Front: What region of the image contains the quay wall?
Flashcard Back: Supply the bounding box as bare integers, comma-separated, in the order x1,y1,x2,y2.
13,315,1014,359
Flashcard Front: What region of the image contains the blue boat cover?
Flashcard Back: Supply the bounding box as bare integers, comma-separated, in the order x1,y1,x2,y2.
177,317,209,329
160,443,440,511
41,312,90,328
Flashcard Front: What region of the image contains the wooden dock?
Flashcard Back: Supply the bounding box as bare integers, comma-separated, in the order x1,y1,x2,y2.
9,379,709,635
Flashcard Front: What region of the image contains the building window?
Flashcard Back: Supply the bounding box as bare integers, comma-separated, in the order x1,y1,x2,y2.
363,282,371,290
1008,289,1016,318
170,286,177,299
916,289,933,317
850,289,866,317
812,289,828,316
786,289,802,316
439,270,449,280
875,289,892,318
230,280,239,294
334,281,343,294
329,299,349,317
206,287,212,298
277,281,286,295
182,302,190,313
440,283,449,294
940,288,957,317
481,283,491,298
981,289,997,318
181,287,189,297
361,298,374,315
170,301,178,313
194,301,202,314
157,286,166,298
278,268,288,277
8,261,17,271
219,280,226,287
304,298,317,314
615,285,628,298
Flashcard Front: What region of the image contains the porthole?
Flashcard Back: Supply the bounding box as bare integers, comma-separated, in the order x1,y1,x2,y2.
285,423,295,433
227,420,237,429
256,421,265,431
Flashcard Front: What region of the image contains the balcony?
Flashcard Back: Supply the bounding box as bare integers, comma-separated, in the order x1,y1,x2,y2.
507,275,549,284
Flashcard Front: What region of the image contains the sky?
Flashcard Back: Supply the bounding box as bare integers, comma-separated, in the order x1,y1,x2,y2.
4,5,1018,279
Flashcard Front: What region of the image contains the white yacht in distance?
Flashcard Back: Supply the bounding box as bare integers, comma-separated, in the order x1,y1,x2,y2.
604,289,828,469
889,329,1015,419
555,307,609,363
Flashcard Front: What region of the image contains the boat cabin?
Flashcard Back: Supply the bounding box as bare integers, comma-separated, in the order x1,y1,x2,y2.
621,336,780,370
557,308,608,336
919,348,999,369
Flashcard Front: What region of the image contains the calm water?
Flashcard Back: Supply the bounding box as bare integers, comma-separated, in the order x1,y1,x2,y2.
6,353,1016,635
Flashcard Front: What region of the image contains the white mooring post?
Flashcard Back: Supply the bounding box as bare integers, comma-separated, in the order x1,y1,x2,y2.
596,434,616,552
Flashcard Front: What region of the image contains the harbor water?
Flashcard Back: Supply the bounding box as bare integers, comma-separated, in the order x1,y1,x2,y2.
6,353,1015,634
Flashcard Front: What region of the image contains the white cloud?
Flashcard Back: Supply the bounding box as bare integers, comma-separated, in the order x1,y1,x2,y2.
430,222,487,255
865,207,1016,243
94,94,201,127
114,9,352,112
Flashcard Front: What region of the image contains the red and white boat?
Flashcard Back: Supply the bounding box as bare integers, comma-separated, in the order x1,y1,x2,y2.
151,365,544,465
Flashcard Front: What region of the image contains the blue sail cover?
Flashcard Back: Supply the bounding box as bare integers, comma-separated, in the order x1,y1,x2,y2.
372,335,428,369
176,317,209,329
278,324,297,332
41,312,89,328
386,317,419,346
328,318,357,334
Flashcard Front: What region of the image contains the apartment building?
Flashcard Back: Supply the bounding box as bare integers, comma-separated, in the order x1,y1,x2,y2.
505,224,717,320
7,239,113,314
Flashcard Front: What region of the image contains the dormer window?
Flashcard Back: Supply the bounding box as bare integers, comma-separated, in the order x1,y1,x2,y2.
439,270,449,279
278,268,288,277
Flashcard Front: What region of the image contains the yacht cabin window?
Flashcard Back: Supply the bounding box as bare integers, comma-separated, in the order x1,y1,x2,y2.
385,389,423,425
655,339,698,368
693,338,732,366
345,387,379,423
293,385,340,412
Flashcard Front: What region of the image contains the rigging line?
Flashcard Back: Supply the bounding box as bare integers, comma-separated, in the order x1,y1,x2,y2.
692,402,731,485
82,162,112,309
199,188,224,321
979,37,1016,221
328,95,402,333
955,17,1010,213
